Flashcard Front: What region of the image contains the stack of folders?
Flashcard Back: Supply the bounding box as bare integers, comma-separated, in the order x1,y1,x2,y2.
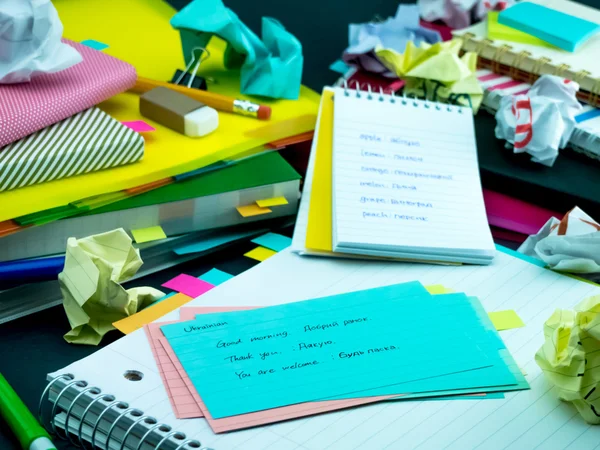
0,0,321,322
296,87,495,264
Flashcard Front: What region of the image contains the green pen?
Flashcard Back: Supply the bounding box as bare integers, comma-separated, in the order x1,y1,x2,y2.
0,373,56,450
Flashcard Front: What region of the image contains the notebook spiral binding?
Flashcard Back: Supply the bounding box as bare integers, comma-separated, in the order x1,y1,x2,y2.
340,80,465,113
39,373,211,450
459,32,600,106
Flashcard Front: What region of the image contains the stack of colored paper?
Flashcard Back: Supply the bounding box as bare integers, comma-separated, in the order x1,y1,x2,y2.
147,281,529,431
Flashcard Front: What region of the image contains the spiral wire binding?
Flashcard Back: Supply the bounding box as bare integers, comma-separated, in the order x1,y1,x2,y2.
338,82,466,113
40,375,208,450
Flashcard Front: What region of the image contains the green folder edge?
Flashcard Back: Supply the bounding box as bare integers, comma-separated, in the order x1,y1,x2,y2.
15,152,300,225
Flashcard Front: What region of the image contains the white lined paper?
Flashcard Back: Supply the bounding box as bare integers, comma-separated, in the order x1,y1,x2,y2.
331,88,495,263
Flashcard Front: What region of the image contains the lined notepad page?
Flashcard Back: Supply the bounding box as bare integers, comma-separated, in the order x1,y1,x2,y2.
53,246,600,449
331,88,494,261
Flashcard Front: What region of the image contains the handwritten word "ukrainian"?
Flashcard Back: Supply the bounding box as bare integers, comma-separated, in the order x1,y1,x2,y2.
184,321,228,333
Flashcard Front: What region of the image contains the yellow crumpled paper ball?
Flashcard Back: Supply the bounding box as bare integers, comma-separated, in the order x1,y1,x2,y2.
58,228,164,345
536,295,600,424
375,39,483,113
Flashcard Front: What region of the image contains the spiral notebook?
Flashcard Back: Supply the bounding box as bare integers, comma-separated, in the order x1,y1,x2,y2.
455,0,600,106
330,87,495,264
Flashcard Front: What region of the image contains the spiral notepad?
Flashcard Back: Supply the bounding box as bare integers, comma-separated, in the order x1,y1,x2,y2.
330,86,495,264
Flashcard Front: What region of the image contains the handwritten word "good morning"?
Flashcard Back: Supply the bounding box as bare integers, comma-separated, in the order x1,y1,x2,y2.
184,321,228,333
338,345,398,359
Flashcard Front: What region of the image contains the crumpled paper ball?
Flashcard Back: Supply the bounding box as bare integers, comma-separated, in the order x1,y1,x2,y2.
418,0,514,29
376,39,483,112
0,0,81,84
59,228,164,345
495,75,582,167
342,4,441,78
519,207,600,275
536,294,600,424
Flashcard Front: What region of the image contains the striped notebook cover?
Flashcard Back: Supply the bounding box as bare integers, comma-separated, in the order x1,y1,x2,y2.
0,39,136,148
477,69,600,160
0,108,144,192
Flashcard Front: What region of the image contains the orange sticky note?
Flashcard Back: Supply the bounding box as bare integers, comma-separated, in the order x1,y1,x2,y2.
244,246,277,261
256,196,288,207
113,292,193,334
236,204,272,217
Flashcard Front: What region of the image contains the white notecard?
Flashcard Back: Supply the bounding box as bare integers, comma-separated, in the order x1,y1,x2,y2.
331,87,495,263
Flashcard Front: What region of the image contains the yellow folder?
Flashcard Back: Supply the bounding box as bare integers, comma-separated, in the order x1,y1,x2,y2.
0,0,319,223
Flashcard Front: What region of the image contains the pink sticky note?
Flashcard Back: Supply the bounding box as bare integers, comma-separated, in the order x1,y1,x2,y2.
162,274,214,298
121,120,156,133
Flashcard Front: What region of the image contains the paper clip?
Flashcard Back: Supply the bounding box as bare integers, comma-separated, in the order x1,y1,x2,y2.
173,47,211,89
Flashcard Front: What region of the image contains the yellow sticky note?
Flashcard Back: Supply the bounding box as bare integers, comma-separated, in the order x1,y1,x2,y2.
425,285,454,295
488,310,525,331
113,292,193,334
131,226,167,243
237,204,272,217
244,246,277,262
306,90,334,251
487,12,556,48
256,196,289,207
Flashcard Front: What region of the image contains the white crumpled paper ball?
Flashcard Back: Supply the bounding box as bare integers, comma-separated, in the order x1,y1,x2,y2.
0,0,81,84
495,75,582,167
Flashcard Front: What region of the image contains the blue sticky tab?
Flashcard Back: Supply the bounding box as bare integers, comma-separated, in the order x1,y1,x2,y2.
80,39,109,51
329,59,351,74
250,232,292,252
496,244,546,268
498,3,600,52
575,108,600,123
199,268,234,286
173,230,260,255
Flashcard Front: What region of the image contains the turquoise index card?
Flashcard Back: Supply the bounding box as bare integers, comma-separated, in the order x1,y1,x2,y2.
251,232,292,252
199,268,234,286
498,3,600,52
161,283,498,418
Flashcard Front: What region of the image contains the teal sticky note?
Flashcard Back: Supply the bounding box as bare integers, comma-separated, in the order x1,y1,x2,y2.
199,268,234,286
329,59,351,74
250,233,292,252
80,39,109,51
162,284,512,419
173,230,260,255
498,3,600,52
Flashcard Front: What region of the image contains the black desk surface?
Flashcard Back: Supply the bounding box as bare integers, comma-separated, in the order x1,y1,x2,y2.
0,0,598,448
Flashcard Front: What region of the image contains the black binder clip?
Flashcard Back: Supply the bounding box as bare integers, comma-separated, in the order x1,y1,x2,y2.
169,46,211,91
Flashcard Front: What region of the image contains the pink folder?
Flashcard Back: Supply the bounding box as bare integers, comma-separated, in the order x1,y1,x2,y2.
483,189,562,236
0,39,136,148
